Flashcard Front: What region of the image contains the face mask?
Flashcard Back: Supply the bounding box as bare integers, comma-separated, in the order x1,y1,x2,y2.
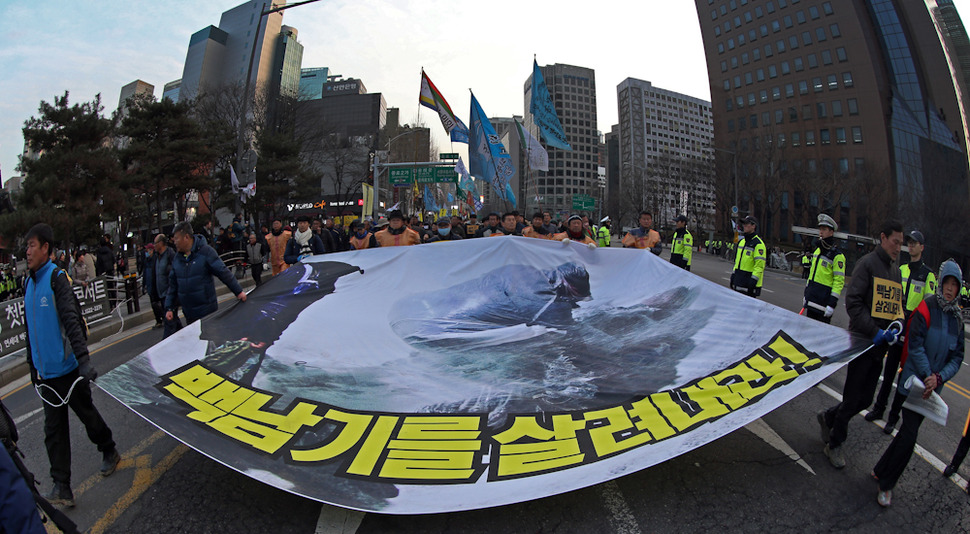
438,228,451,236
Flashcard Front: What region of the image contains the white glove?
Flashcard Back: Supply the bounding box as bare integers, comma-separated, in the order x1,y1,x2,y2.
587,242,597,250
562,238,570,246
824,306,834,318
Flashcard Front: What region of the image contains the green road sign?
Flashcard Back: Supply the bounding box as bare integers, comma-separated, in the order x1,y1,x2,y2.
415,167,436,184
440,153,459,160
434,167,458,182
389,168,413,186
571,194,595,211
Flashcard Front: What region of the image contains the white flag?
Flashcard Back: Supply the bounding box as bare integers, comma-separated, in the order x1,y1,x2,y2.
515,119,549,171
230,166,241,194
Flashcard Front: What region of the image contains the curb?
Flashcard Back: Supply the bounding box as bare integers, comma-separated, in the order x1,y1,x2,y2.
0,278,255,391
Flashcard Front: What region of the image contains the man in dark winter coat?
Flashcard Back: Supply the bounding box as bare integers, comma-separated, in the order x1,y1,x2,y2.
165,222,246,325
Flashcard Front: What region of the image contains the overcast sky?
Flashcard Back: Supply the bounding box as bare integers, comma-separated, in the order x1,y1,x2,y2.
2,0,969,184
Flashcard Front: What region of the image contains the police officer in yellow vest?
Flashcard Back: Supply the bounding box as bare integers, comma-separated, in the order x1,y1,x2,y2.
730,216,766,297
802,214,845,323
670,215,693,271
801,252,812,279
865,230,937,432
597,216,611,248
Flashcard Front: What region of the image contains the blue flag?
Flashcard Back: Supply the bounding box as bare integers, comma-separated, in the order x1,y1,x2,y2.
529,61,572,150
469,93,515,202
424,185,439,212
450,117,469,144
505,183,517,209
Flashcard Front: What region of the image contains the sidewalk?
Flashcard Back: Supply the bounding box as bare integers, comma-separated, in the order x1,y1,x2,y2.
0,275,255,389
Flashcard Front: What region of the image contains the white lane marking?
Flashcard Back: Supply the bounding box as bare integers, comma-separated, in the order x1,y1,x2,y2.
815,383,968,490
745,418,816,475
315,505,365,534
598,480,643,534
13,407,42,425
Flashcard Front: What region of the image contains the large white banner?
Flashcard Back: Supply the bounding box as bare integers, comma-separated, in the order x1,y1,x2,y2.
99,237,869,514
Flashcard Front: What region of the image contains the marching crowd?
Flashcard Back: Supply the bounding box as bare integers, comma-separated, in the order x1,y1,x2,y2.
5,206,970,531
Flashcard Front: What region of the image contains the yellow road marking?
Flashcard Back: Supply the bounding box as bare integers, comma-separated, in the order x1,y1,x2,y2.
945,381,970,401
87,444,188,534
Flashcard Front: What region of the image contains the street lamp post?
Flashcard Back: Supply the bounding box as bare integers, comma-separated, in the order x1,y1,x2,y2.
235,0,323,208
372,129,425,220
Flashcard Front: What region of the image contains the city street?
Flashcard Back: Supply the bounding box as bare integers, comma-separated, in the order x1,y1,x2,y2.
4,250,970,533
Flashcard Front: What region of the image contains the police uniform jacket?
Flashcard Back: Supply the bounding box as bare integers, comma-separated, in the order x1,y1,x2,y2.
804,239,845,310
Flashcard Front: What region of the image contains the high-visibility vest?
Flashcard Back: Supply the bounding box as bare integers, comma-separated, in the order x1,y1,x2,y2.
670,229,693,269
900,261,936,314
804,245,846,312
733,235,766,288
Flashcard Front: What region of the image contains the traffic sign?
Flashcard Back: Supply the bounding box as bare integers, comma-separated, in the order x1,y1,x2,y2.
434,167,457,182
440,153,459,160
389,168,413,186
571,194,595,211
731,205,739,216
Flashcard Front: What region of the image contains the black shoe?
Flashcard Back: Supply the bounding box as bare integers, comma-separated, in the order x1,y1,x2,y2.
44,482,75,507
944,464,958,477
883,418,898,435
101,449,121,477
864,410,883,422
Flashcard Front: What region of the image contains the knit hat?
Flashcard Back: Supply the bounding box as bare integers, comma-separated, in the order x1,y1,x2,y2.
936,259,963,313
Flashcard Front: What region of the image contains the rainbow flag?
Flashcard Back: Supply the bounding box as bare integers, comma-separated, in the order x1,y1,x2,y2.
420,70,469,143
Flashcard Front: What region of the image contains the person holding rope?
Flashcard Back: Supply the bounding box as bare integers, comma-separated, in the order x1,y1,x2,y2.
23,223,120,508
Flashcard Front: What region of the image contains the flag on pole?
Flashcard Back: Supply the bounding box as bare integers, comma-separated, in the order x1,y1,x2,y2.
468,93,515,202
529,60,572,150
230,166,241,194
242,179,256,199
514,118,549,171
424,185,439,212
420,70,469,143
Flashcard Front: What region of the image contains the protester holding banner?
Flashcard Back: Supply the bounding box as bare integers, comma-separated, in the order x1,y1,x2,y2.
375,211,422,247
866,230,937,433
523,212,552,240
427,217,463,242
622,211,662,254
284,216,327,265
872,260,964,507
555,215,597,247
475,213,504,238
803,214,845,323
265,219,291,276
165,222,247,326
730,216,767,298
818,220,904,469
491,213,521,237
23,223,120,508
348,220,378,250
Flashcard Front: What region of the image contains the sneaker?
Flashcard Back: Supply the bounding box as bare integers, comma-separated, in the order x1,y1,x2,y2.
101,449,121,477
883,417,898,435
817,411,831,444
824,444,846,469
877,489,892,507
864,410,883,422
944,464,958,477
43,482,75,508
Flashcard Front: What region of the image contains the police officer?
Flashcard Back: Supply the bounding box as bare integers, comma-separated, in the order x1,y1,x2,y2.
670,215,693,271
597,217,612,248
865,230,937,432
801,251,812,280
730,216,766,297
803,214,845,323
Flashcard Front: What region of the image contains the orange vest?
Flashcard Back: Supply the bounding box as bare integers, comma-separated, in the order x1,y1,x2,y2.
350,234,373,250
375,227,421,247
522,226,552,239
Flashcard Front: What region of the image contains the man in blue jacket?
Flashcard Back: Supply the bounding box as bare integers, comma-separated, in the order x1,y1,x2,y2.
165,221,247,325
23,223,120,508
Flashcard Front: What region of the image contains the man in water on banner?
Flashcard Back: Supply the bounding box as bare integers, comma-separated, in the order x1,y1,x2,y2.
198,260,364,385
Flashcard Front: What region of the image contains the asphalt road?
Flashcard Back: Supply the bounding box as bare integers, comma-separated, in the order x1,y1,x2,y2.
4,252,970,533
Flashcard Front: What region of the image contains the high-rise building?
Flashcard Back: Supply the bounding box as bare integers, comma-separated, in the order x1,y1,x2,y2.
272,25,303,99
118,80,154,115
616,78,715,232
299,67,329,99
522,63,598,218
162,79,181,102
604,125,621,226
695,0,969,262
178,1,293,101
